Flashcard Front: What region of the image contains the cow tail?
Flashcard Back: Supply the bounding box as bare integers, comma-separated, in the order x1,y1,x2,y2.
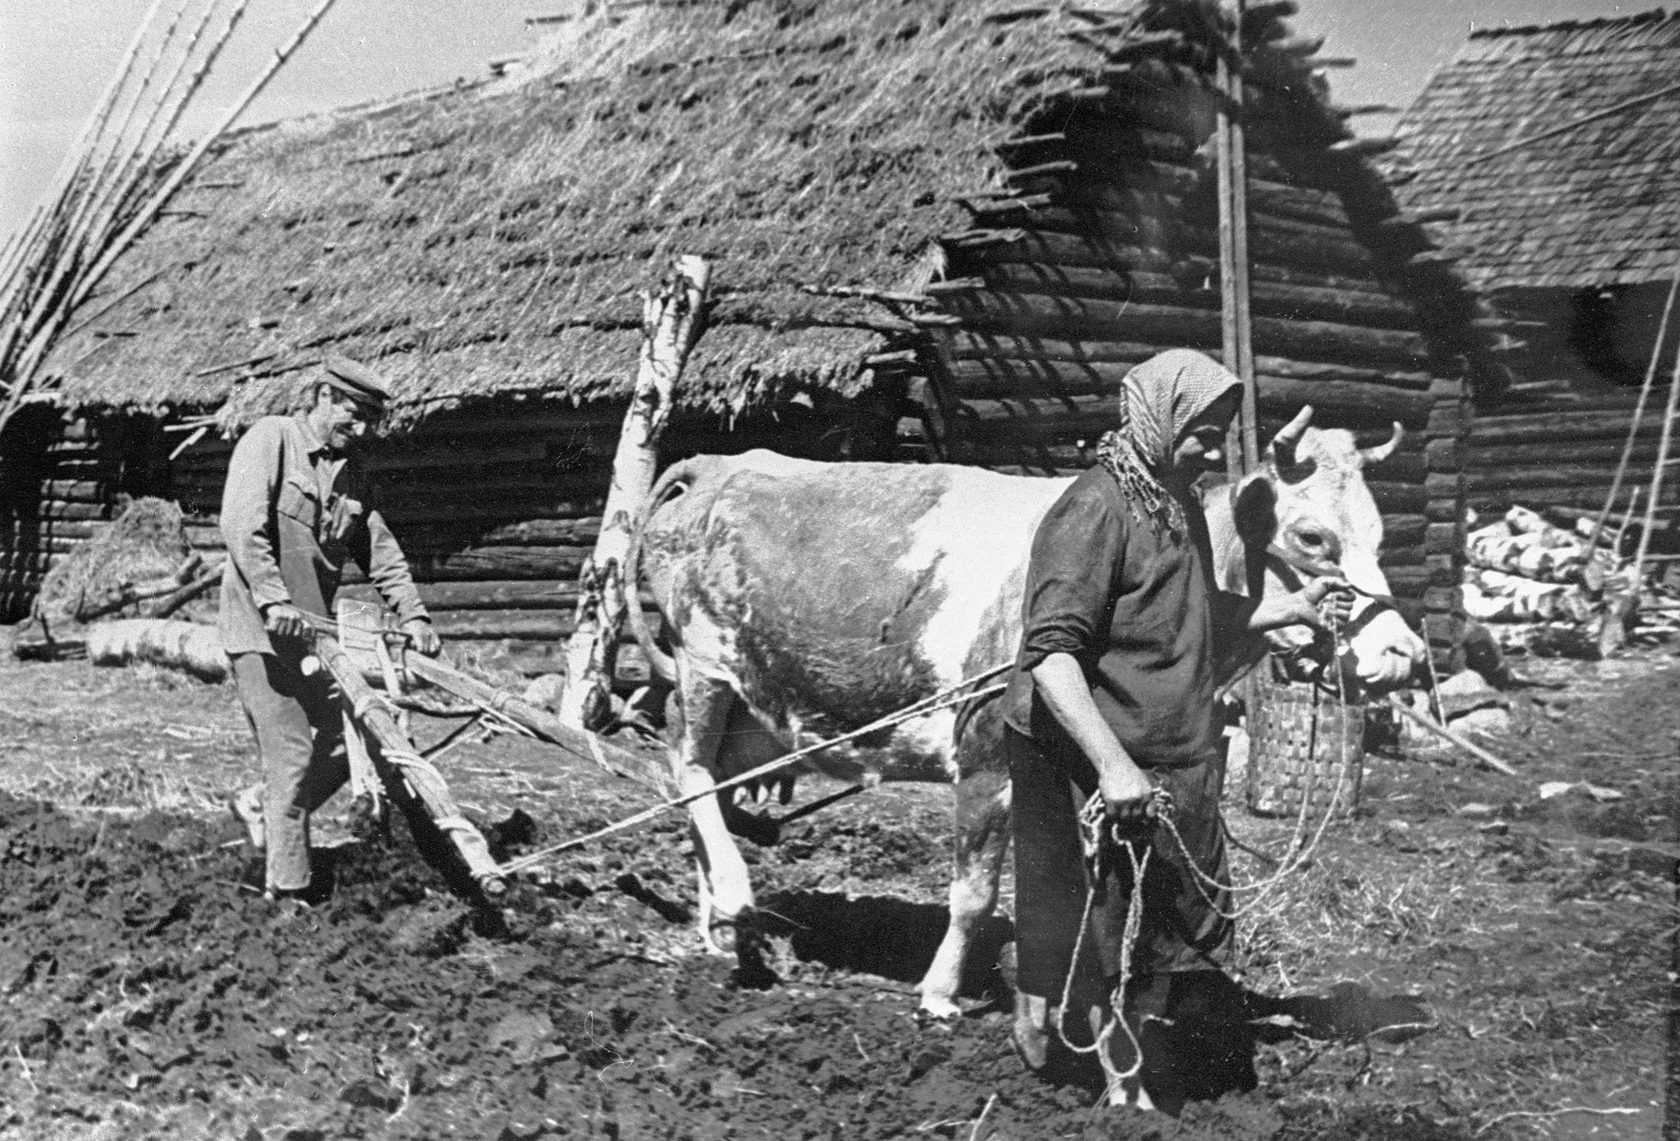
624,459,697,685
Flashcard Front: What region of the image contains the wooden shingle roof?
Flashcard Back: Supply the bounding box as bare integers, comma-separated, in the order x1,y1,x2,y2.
1392,10,1680,292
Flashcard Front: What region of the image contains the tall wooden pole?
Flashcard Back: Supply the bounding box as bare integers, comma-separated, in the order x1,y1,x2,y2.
1217,0,1258,477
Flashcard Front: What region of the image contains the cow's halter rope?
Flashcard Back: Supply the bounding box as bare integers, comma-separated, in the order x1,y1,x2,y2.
1053,608,1355,1099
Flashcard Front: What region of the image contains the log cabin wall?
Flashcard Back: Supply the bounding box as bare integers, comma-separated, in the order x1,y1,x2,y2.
161,395,868,679
1459,285,1680,524
0,409,165,622
919,78,1485,666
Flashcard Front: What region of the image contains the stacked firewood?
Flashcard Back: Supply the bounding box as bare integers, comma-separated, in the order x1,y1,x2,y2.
1461,505,1673,656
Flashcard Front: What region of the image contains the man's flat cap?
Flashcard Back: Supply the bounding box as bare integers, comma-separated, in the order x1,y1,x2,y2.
321,354,392,406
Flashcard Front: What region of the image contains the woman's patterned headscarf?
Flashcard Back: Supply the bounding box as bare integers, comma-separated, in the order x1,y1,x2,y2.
1096,349,1243,541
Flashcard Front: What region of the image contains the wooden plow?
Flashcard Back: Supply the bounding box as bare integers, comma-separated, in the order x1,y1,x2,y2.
300,599,670,904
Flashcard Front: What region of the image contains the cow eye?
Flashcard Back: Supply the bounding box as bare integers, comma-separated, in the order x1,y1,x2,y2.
1298,530,1326,548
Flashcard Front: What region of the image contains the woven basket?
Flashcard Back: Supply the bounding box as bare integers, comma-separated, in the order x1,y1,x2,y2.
1245,675,1365,819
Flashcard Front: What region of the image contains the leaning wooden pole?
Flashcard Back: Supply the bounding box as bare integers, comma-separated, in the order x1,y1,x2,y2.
559,255,711,730
1585,268,1679,555
67,0,342,314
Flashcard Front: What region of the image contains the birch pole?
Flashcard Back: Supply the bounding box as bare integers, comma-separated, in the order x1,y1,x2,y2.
559,255,711,730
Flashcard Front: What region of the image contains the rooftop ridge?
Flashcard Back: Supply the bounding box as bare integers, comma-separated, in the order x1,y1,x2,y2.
1464,8,1675,52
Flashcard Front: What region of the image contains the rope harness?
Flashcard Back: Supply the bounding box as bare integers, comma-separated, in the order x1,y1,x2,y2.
493,665,1012,878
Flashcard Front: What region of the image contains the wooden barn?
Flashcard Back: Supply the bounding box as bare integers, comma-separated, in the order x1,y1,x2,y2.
3,0,1506,671
1388,10,1680,525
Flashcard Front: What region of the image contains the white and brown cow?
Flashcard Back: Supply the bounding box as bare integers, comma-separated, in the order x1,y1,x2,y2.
628,410,1424,1016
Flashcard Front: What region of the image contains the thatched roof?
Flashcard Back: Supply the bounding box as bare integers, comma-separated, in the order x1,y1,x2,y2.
1391,10,1680,293
39,0,1417,427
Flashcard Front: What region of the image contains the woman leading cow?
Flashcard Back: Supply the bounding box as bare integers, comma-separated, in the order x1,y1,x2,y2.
1004,349,1354,1111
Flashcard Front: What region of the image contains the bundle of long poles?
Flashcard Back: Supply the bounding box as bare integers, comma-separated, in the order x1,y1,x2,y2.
0,0,340,439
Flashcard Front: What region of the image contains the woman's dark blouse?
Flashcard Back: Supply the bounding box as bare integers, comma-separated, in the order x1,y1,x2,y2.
1002,464,1226,768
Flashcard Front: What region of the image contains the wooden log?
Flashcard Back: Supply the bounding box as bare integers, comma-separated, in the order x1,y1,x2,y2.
1468,485,1680,513
1066,170,1354,232
366,435,552,467
393,517,601,550
1383,514,1428,550
1425,522,1462,554
1377,567,1431,597
1466,464,1650,493
1465,409,1658,445
1255,377,1434,425
346,544,591,583
362,473,618,507
940,333,1432,386
967,262,1421,331
1466,439,1672,468
36,501,108,522
1020,207,1378,276
40,479,104,501
379,498,608,528
427,609,571,641
1027,184,1372,265
339,579,571,611
1366,481,1430,515
85,619,228,681
1359,452,1427,484
944,294,1429,369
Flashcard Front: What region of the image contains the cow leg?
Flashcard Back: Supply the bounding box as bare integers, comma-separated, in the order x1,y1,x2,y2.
673,674,754,956
919,715,1012,1019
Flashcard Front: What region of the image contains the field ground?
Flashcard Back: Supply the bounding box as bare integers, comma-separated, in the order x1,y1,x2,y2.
0,637,1675,1140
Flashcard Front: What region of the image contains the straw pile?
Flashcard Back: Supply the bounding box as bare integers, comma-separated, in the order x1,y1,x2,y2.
31,497,196,627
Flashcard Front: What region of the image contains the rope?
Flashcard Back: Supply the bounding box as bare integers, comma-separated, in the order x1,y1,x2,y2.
495,666,1012,877
1164,609,1357,921
1054,824,1151,1095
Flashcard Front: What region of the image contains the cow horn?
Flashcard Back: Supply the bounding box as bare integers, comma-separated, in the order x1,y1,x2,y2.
1359,421,1404,465
1269,405,1314,481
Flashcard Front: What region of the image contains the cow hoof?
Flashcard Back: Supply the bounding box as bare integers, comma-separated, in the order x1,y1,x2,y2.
919,994,963,1020
701,920,738,957
1011,991,1051,1072
730,919,778,991
1010,1018,1050,1072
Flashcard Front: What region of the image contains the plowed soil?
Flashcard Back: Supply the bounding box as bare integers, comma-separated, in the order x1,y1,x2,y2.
0,644,1674,1140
